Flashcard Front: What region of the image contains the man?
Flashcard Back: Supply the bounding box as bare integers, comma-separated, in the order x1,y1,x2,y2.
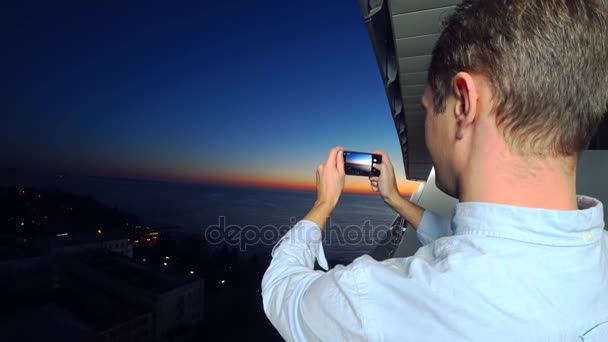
262,0,608,340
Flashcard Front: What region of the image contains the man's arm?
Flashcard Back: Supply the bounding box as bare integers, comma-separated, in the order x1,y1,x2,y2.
369,150,452,244
261,219,366,341
261,147,366,340
383,194,424,228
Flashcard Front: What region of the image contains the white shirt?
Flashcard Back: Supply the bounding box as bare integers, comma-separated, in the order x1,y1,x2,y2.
262,196,608,341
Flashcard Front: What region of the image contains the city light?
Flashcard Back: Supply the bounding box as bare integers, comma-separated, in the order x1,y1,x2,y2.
163,262,168,267
220,280,226,284
56,233,69,237
97,229,102,235
165,256,170,260
20,222,24,226
142,258,146,262
190,270,195,275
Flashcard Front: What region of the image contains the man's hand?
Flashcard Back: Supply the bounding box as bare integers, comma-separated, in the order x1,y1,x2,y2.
303,146,345,230
369,150,401,205
369,150,426,228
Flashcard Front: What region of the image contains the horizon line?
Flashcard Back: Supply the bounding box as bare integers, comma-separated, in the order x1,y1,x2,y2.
0,167,421,196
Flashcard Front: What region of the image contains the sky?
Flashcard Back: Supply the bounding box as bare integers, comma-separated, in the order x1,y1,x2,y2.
1,0,421,195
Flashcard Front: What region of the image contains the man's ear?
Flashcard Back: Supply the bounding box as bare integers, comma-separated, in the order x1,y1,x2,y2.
452,72,478,139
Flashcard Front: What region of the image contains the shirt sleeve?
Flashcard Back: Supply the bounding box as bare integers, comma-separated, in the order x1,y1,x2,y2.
261,220,367,341
416,209,453,245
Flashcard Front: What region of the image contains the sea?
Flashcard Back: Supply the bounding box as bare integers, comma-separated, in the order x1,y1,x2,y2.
2,172,399,261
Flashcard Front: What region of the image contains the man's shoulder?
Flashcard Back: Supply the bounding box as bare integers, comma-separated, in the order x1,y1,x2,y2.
349,240,471,282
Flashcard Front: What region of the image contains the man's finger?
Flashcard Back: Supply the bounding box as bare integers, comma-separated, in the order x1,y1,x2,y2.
371,150,392,167
325,146,344,168
336,148,345,174
369,176,379,182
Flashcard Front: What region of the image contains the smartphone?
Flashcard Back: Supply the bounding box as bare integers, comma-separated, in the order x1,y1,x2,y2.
343,151,382,177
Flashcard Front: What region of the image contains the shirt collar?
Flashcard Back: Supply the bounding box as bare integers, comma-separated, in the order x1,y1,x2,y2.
451,195,605,246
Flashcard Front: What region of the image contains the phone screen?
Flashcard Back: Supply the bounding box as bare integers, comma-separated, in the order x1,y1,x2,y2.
343,151,381,177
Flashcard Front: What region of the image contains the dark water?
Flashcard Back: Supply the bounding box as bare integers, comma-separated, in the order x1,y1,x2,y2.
2,172,398,260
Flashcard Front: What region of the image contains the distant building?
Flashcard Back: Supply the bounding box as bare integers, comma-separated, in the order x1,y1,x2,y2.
58,251,204,341
52,231,133,258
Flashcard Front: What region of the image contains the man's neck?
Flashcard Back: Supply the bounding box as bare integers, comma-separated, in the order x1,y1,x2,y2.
459,151,578,211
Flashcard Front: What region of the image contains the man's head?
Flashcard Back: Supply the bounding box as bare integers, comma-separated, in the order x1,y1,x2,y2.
424,0,608,198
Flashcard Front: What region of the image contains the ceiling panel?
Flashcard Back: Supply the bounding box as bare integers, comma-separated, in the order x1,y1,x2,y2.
403,95,423,105
389,0,461,16
403,104,423,113
408,127,424,142
404,111,425,137
396,33,440,58
398,55,431,74
392,6,456,39
404,111,426,119
400,71,427,86
402,84,426,97
405,113,425,125
409,148,429,162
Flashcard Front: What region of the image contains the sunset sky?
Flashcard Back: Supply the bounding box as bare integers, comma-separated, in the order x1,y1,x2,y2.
1,0,422,196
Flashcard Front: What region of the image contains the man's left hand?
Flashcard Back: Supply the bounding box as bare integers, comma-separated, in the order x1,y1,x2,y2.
304,146,345,230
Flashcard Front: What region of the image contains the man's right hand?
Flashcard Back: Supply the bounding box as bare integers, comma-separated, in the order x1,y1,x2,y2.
369,150,426,228
369,150,401,205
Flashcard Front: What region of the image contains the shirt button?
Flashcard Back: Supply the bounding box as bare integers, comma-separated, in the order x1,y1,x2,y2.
584,231,593,241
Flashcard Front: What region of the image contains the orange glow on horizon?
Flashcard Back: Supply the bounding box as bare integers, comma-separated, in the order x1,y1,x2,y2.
197,174,422,196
